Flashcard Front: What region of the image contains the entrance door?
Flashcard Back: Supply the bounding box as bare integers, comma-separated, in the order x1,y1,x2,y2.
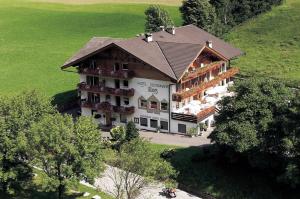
105,113,112,126
116,96,121,106
115,79,120,89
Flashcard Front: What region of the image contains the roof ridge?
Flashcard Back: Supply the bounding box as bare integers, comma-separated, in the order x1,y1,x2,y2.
156,41,178,79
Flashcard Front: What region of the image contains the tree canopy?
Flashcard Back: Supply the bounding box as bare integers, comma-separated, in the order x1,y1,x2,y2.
209,77,300,187
30,114,103,199
180,0,221,35
0,91,55,195
145,5,174,32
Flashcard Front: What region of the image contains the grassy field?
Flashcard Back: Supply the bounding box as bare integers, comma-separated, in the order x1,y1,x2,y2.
0,0,182,104
226,0,300,87
35,0,182,5
0,0,299,104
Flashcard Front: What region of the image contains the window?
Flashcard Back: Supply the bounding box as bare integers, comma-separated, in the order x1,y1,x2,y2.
114,63,120,71
86,76,99,86
106,95,111,101
88,92,100,103
123,80,129,87
134,117,139,124
178,124,187,133
161,102,168,111
140,99,147,109
140,117,148,127
150,119,158,128
120,114,127,123
91,109,97,115
176,102,179,109
122,63,129,70
90,60,96,69
124,97,129,106
150,101,158,109
160,121,168,130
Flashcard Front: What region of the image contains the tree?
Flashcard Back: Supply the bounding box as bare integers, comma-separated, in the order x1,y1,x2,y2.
30,114,103,199
0,91,55,195
210,0,235,27
110,138,177,199
180,0,221,35
125,121,139,142
145,5,174,32
110,126,126,142
209,78,300,187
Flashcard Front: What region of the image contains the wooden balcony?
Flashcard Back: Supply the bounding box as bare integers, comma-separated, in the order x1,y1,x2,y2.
81,101,135,115
173,67,239,102
171,106,216,123
78,82,135,97
181,61,225,83
78,67,134,79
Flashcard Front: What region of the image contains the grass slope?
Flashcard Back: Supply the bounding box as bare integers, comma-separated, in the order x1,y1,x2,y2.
226,0,300,87
0,0,181,103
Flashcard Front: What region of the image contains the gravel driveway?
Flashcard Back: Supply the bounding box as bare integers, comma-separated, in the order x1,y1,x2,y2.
102,129,212,147
94,165,202,199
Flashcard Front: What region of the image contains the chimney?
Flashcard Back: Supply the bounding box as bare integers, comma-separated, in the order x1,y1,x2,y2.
206,40,213,48
159,26,165,31
145,33,153,42
166,26,175,35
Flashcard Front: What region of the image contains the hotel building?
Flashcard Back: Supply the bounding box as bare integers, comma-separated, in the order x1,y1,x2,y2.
61,25,243,134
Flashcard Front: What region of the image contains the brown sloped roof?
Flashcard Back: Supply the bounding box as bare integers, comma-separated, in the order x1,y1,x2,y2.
62,24,243,81
157,41,204,79
62,37,121,69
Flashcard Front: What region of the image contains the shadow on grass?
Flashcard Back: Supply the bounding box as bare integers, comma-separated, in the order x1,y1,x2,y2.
167,145,300,199
53,89,79,112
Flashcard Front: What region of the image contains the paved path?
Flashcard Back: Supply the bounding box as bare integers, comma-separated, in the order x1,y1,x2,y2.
94,165,201,199
102,129,212,147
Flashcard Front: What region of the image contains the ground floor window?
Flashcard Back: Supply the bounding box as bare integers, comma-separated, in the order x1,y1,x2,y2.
150,119,158,128
134,117,139,124
178,124,187,133
120,114,127,123
160,121,168,130
140,117,148,127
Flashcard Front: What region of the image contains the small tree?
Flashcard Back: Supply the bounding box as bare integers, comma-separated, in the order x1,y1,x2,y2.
110,126,126,142
180,0,221,35
125,121,139,142
145,5,174,32
30,114,103,199
110,138,177,199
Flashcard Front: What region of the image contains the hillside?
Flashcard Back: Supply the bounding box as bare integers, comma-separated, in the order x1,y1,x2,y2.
0,0,181,103
226,0,300,87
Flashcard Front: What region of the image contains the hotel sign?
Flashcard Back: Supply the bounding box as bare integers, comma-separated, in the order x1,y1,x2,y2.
137,81,169,95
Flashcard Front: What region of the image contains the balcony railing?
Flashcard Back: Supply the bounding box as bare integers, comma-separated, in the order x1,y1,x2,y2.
173,67,239,101
78,67,134,79
78,82,135,97
81,101,135,115
181,61,225,83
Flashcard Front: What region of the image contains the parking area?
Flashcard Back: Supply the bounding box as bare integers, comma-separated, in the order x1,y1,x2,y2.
102,129,212,147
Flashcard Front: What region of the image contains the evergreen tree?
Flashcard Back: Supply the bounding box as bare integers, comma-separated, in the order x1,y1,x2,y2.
180,0,221,35
145,5,174,32
125,121,139,141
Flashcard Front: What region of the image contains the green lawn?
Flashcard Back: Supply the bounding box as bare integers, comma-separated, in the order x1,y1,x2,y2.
0,0,182,104
0,168,113,199
225,0,300,87
0,0,299,104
